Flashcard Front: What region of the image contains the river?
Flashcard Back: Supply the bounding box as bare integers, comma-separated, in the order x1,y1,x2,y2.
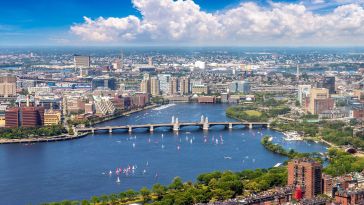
0,103,327,205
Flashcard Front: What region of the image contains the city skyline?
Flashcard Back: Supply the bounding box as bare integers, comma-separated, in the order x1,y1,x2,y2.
1,0,364,46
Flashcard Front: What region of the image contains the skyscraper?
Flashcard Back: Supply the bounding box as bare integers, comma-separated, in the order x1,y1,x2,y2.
150,77,160,96
74,55,90,77
140,79,150,94
307,88,334,114
169,77,178,95
158,74,171,94
179,77,190,95
288,158,322,199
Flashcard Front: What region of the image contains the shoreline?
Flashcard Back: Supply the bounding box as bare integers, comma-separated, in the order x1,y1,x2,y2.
0,104,160,145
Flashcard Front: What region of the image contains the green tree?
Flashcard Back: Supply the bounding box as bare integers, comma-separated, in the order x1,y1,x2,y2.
140,187,151,203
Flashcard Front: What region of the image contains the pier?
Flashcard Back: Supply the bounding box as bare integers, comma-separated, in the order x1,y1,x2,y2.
74,115,270,135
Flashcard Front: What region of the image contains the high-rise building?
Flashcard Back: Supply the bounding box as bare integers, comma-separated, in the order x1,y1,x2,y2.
74,55,90,67
0,75,17,98
179,77,190,95
298,85,311,106
169,77,178,95
307,88,334,115
228,81,250,94
318,76,335,94
91,76,117,90
140,79,150,94
150,77,160,96
74,55,90,77
158,74,171,94
288,158,322,199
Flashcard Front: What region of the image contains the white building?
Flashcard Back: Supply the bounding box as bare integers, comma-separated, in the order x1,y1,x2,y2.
194,61,206,69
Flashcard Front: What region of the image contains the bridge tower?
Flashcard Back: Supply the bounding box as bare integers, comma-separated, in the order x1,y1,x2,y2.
150,125,154,132
203,117,209,131
249,123,253,129
173,117,180,132
228,123,233,130
171,116,175,124
200,115,204,123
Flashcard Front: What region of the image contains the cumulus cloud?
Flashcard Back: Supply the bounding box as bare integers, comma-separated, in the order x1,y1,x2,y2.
70,0,364,45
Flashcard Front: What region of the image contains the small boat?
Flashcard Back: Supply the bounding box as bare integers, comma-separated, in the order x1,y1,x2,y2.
116,177,121,183
274,163,282,167
109,170,112,175
224,156,232,160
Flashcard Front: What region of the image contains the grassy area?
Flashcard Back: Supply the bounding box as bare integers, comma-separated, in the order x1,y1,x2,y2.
244,110,262,117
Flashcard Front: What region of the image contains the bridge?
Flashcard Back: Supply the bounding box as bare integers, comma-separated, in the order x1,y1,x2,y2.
74,115,270,135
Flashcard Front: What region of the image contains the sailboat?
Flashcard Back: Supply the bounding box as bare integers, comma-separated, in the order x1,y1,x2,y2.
116,177,121,183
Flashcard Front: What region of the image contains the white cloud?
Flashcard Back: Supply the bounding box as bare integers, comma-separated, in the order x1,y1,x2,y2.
70,0,364,45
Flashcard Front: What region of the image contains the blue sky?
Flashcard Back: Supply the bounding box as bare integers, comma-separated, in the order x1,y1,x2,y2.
1,0,364,46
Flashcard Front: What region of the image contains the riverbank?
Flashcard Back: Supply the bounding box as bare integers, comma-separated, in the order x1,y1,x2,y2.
0,133,89,144
90,104,160,126
0,104,160,145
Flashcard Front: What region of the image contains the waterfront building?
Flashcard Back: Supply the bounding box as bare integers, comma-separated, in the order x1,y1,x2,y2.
298,85,312,106
158,74,171,94
93,96,115,116
353,90,364,101
44,110,62,126
192,84,208,95
179,77,190,95
150,77,160,96
5,106,45,128
288,158,322,199
140,79,151,94
0,75,17,98
169,77,178,95
198,96,216,103
91,76,117,90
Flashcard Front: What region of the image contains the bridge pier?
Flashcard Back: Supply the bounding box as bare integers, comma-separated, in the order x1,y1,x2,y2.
267,123,270,128
228,123,233,130
150,125,154,133
109,127,113,133
91,128,94,134
203,123,209,131
249,123,253,129
173,123,179,132
128,126,132,133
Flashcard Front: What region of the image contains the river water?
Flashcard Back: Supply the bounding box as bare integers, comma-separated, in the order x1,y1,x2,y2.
0,103,327,205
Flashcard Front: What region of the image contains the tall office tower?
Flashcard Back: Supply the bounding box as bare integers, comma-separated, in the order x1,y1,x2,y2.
0,75,17,98
296,64,300,81
113,50,124,73
307,88,334,114
169,77,178,95
297,85,311,106
74,55,90,77
288,158,322,199
179,77,190,95
319,76,335,94
150,77,160,96
237,81,250,94
158,74,171,94
140,79,150,94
